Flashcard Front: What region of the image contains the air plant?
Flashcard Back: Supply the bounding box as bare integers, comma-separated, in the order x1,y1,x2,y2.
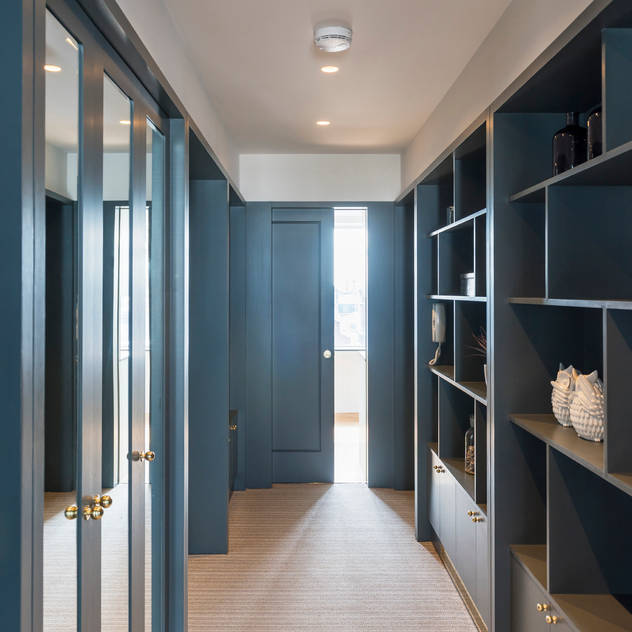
469,327,487,360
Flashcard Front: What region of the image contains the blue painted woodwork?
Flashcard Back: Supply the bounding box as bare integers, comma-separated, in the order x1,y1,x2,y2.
271,208,334,483
245,203,273,488
188,178,229,554
229,205,247,491
243,202,413,490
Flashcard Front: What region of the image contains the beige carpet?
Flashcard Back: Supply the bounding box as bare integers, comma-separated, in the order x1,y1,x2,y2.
188,484,477,631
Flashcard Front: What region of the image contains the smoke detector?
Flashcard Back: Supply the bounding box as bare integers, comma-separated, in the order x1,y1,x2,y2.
314,25,352,53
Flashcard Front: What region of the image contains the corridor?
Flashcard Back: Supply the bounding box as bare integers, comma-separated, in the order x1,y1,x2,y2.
188,484,477,631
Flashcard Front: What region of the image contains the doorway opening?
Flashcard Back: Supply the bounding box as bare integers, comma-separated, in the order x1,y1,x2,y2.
334,208,368,483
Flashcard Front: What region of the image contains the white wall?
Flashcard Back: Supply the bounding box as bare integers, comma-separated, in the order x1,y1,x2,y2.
402,0,594,191
335,351,367,414
239,154,401,202
115,0,239,185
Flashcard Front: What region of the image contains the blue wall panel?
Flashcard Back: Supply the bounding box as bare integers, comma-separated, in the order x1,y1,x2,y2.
245,203,273,488
189,179,229,554
367,202,396,488
229,205,247,491
242,201,414,490
393,202,415,490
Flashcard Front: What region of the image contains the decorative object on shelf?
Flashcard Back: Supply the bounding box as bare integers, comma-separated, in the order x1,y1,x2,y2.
469,327,487,385
446,205,455,224
550,363,577,427
587,105,602,159
465,414,475,475
552,112,587,175
460,272,475,297
570,370,605,442
428,303,446,366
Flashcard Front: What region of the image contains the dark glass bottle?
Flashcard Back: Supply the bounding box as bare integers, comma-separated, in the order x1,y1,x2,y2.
552,112,587,175
587,106,602,160
465,415,475,475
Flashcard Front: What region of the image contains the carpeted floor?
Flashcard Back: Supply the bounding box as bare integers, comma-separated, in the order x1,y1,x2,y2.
188,483,477,631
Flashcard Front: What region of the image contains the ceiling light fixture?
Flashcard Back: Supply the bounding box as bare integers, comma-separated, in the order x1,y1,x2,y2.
321,65,339,74
314,25,352,53
120,119,131,125
44,64,61,72
65,37,78,50
316,120,331,126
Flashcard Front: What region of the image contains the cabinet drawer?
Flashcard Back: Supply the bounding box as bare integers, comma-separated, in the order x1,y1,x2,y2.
511,557,550,632
454,485,477,595
428,451,442,535
475,513,490,626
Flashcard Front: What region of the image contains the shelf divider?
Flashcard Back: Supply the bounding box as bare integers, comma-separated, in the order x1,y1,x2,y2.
429,364,487,405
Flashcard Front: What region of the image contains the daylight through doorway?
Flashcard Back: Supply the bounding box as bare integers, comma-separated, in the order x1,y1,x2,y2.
334,208,367,483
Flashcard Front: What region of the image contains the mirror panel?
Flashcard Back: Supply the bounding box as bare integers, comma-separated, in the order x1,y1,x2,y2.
43,10,80,631
101,73,132,632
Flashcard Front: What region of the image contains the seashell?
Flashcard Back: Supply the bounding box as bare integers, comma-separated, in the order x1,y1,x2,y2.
569,371,605,442
550,364,577,427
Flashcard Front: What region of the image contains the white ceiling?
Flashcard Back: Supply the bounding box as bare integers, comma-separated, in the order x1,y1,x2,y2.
162,0,511,154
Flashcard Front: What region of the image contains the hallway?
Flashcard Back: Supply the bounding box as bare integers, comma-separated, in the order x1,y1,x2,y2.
188,484,477,631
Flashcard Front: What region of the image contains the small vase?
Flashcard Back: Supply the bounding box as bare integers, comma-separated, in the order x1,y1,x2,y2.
553,112,587,175
587,106,602,160
464,415,475,475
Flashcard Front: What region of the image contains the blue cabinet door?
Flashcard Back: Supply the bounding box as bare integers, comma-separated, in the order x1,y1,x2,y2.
271,208,334,482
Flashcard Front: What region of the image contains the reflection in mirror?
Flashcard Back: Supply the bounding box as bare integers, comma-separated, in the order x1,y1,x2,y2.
101,74,131,632
44,10,80,631
145,118,165,632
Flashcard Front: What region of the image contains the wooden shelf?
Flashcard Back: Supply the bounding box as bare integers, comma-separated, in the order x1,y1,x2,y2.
428,208,486,237
428,294,487,303
429,365,487,405
443,456,476,502
510,544,547,588
554,594,632,632
509,414,604,476
509,138,632,203
509,297,632,310
511,545,632,632
428,443,484,513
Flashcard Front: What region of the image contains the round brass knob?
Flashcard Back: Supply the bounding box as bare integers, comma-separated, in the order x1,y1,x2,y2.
229,424,237,431
100,495,113,508
64,505,78,520
144,451,155,462
545,615,559,624
537,603,550,612
467,510,473,516
91,504,104,520
82,506,93,521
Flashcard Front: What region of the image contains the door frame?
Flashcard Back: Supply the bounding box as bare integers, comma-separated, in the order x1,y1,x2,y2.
270,207,335,483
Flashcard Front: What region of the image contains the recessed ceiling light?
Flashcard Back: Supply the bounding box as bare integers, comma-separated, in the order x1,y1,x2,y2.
321,65,339,74
316,120,331,126
65,37,78,50
120,120,131,125
44,64,61,72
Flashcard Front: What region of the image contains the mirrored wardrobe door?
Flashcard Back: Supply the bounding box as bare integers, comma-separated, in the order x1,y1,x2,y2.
145,118,166,631
101,72,132,632
43,10,81,631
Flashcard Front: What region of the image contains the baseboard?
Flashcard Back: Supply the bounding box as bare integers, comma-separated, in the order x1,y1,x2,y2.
433,540,487,632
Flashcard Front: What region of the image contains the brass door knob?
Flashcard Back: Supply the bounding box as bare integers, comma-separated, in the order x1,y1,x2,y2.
64,505,79,520
130,450,156,463
472,516,484,523
90,504,104,520
536,603,550,612
467,510,479,517
229,424,237,431
545,615,559,624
